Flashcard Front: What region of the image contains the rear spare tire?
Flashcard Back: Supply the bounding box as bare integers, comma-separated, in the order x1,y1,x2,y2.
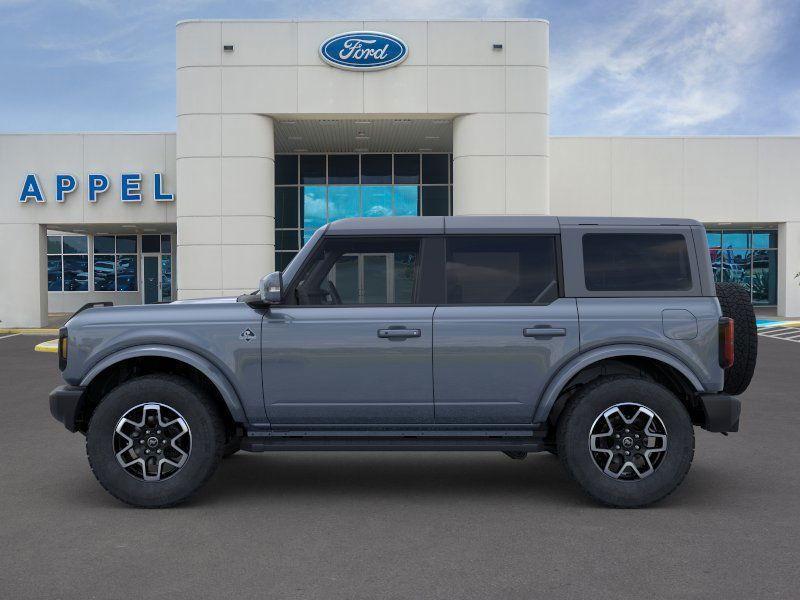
715,282,757,395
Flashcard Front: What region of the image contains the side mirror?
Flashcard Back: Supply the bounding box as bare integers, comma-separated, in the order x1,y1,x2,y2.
259,271,283,304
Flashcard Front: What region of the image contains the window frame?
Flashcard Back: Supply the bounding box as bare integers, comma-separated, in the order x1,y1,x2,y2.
441,234,563,306
560,227,702,298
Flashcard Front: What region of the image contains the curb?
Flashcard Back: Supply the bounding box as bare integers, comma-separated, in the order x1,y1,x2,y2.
34,339,59,353
0,328,59,335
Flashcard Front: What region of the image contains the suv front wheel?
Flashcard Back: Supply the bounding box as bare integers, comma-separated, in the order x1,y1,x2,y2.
86,374,225,508
557,376,694,508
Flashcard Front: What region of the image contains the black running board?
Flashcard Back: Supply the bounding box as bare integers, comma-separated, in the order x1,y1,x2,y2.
240,436,547,453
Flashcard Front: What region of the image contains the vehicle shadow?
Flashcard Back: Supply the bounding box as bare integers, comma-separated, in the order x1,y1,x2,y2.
200,451,584,505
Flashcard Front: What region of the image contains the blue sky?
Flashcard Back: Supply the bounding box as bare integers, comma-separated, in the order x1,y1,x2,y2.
0,0,798,135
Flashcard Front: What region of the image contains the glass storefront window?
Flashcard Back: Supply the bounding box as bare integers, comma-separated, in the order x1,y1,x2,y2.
161,255,172,301
361,154,391,184
117,255,137,291
302,186,327,229
275,153,453,270
328,186,359,221
394,186,419,216
47,234,88,292
63,255,89,291
47,256,62,291
362,186,392,217
300,155,325,184
93,255,115,291
328,155,358,184
707,228,778,306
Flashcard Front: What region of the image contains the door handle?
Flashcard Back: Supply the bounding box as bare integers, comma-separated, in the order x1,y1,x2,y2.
378,328,422,339
523,327,567,338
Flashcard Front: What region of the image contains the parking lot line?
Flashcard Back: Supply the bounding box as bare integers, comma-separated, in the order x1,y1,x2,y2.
0,333,21,341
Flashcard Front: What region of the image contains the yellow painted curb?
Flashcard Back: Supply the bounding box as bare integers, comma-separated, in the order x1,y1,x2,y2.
34,339,59,353
0,328,59,335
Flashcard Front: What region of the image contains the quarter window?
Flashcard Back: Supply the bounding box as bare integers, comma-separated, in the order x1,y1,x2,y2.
295,238,420,305
583,233,692,292
445,236,559,304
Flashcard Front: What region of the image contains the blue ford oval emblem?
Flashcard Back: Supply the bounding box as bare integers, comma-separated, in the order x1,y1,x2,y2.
320,31,408,71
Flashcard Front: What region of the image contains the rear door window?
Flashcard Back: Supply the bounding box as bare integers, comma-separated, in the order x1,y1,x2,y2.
445,236,559,304
582,233,692,291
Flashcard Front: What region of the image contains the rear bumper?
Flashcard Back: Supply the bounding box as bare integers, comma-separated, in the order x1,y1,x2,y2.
698,393,741,433
49,385,86,433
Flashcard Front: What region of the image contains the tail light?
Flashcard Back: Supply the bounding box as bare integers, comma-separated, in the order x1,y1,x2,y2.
58,327,68,371
718,317,734,369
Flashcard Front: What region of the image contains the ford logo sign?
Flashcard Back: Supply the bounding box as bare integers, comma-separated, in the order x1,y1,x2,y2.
320,31,408,71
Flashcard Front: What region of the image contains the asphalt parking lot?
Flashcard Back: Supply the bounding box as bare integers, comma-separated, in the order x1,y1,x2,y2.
1,333,798,599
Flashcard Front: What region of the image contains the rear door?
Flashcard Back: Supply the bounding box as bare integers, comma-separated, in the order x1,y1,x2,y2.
433,235,579,424
262,235,435,425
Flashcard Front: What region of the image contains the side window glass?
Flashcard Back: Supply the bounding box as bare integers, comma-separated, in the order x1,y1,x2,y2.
582,233,692,292
296,238,420,305
445,236,559,304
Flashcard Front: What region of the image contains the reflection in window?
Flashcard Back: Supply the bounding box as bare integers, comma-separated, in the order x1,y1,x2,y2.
47,234,88,292
161,255,172,301
93,255,115,291
297,238,420,305
394,186,419,216
707,228,778,305
47,256,62,291
362,186,392,217
117,256,137,291
63,255,89,291
328,186,359,221
303,186,327,229
275,153,452,270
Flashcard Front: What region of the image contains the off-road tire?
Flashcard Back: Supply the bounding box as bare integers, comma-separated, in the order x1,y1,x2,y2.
557,375,694,508
86,374,225,508
715,282,758,395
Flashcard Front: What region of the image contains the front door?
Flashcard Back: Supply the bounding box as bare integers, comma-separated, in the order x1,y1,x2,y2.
433,235,580,424
262,236,434,425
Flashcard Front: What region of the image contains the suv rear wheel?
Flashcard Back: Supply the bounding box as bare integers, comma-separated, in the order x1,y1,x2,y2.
557,375,694,508
86,374,225,508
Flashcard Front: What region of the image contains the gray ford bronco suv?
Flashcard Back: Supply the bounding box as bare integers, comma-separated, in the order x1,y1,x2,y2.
50,216,757,508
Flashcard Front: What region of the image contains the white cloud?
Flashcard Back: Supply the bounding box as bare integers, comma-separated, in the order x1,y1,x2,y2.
551,0,791,133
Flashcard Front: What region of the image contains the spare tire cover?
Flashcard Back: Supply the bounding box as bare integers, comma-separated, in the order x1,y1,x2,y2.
715,282,758,395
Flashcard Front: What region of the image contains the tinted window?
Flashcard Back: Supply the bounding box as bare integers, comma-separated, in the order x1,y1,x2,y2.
141,234,160,253
275,155,298,185
94,235,115,253
328,155,358,184
583,233,692,292
296,238,420,305
361,154,391,184
445,236,559,304
422,154,449,184
300,155,326,184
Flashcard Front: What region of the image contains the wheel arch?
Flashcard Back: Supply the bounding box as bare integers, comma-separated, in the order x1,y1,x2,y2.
77,345,247,433
534,345,704,425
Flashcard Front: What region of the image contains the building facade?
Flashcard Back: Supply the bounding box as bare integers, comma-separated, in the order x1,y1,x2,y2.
1,19,799,327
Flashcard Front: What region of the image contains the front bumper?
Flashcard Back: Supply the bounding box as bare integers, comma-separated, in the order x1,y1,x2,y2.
49,385,86,433
698,393,741,433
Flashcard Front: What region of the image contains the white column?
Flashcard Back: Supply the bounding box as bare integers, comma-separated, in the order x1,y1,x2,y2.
452,112,549,216
777,221,800,317
176,114,275,299
0,224,46,328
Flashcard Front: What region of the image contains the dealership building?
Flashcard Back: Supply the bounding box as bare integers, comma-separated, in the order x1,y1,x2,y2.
1,18,799,327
